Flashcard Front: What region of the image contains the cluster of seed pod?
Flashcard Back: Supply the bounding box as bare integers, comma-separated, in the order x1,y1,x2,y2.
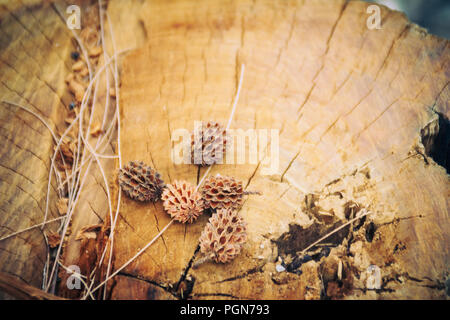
119,122,258,265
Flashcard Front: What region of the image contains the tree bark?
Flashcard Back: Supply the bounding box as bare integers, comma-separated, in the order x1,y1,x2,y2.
0,272,65,300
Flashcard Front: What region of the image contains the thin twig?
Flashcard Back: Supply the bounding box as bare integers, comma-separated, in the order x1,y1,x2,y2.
300,209,371,254
102,10,123,300
44,50,129,292
226,64,245,130
57,261,95,300
0,216,67,242
196,64,246,192
192,254,214,269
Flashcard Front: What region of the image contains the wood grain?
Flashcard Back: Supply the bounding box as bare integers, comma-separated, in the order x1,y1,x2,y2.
0,0,448,300
0,271,65,300
109,0,449,299
0,0,74,299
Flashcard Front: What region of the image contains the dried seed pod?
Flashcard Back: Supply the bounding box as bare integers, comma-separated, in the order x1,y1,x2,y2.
201,174,244,211
199,208,247,263
161,180,204,223
191,121,227,166
46,232,61,248
55,137,76,170
119,161,165,202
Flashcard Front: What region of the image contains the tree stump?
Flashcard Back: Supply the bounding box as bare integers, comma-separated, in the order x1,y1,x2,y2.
0,0,448,300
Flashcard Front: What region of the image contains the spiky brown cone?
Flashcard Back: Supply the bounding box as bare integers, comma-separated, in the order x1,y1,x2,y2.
201,174,244,211
199,208,247,263
191,121,227,166
119,161,165,202
161,180,204,223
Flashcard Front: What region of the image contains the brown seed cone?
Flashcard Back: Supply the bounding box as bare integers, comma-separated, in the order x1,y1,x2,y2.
199,208,247,263
161,180,204,223
119,161,165,202
191,121,227,166
201,174,244,211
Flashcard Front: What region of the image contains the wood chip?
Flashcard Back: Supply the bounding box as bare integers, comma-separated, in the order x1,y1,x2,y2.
109,87,116,98
75,224,102,241
79,66,89,77
338,260,343,281
47,232,61,248
64,113,76,125
55,137,76,170
88,46,102,57
72,60,85,72
318,210,334,217
60,139,74,161
80,27,98,48
90,122,102,137
65,73,74,84
57,198,69,215
68,79,85,103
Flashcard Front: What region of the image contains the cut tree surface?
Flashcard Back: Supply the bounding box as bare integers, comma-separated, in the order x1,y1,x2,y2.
111,0,449,299
0,0,448,300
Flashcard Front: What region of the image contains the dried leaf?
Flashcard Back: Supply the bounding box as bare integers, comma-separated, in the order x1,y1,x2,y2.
58,138,75,164
47,232,61,248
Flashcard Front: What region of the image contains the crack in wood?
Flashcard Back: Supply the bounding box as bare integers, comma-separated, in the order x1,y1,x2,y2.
117,271,180,299
175,244,200,293
191,292,240,299
296,0,348,119
215,263,265,283
280,149,301,182
151,203,167,252
375,24,411,80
